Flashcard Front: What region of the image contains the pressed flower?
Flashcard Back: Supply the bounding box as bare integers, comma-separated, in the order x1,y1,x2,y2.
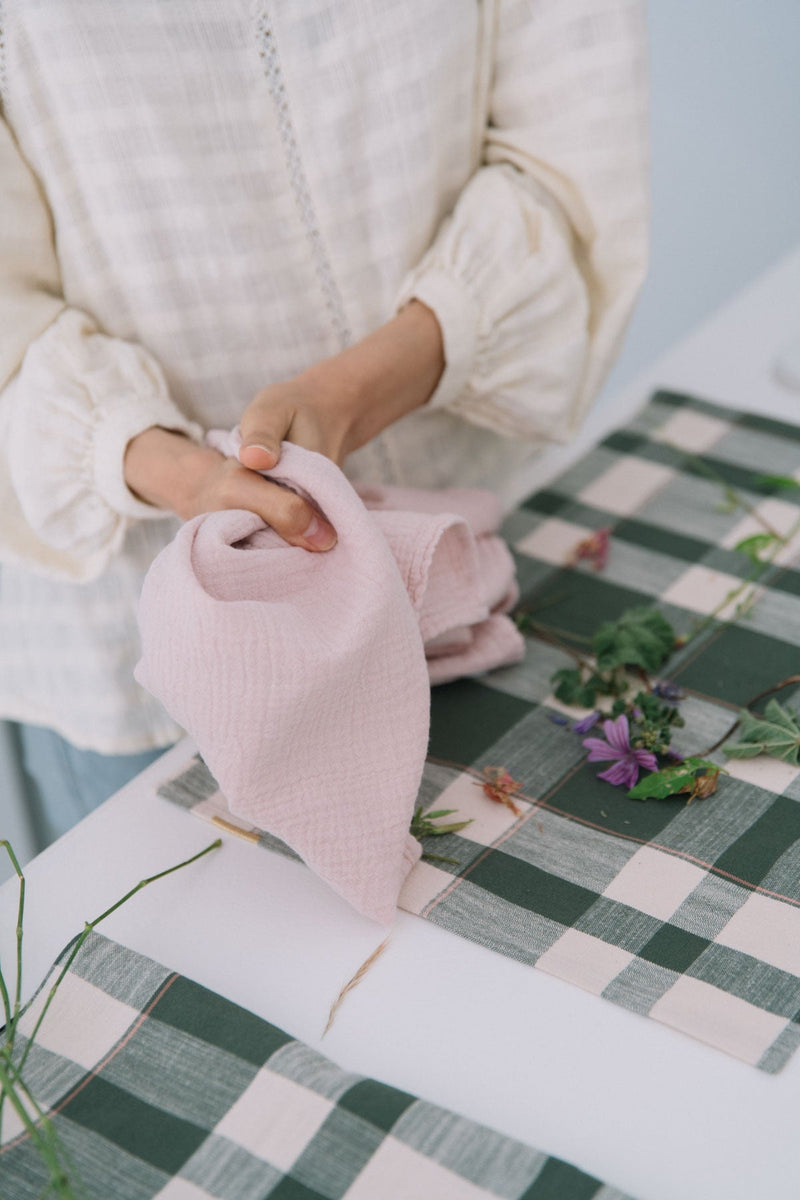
568,526,611,571
476,766,523,815
583,713,658,790
572,711,600,734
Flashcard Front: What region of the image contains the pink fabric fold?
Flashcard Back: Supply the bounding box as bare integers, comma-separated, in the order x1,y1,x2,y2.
135,434,523,923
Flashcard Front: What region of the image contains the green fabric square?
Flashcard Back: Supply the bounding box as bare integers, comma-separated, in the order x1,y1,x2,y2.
544,762,683,843
338,1079,416,1132
428,680,535,764
714,795,800,884
266,1179,329,1200
521,488,569,516
672,624,800,708
601,429,644,455
150,976,293,1068
738,412,800,444
516,570,656,643
466,851,598,926
518,1156,603,1199
638,924,710,973
63,1075,206,1174
612,517,712,566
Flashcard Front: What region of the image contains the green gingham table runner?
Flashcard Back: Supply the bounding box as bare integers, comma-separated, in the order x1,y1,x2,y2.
160,391,800,1074
0,930,633,1199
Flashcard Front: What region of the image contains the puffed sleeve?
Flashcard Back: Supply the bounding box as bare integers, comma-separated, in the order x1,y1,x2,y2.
396,0,649,441
0,117,202,582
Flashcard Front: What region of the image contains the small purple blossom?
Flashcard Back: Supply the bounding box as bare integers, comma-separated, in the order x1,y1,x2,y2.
653,680,684,703
582,713,658,790
572,711,601,734
548,712,569,726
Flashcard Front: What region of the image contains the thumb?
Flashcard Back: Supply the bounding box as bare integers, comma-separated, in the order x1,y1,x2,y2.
239,404,287,471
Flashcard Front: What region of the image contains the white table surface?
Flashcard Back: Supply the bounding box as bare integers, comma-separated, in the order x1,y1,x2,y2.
2,245,800,1200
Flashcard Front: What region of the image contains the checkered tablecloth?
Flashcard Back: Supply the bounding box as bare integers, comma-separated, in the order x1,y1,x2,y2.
160,392,800,1073
0,930,632,1199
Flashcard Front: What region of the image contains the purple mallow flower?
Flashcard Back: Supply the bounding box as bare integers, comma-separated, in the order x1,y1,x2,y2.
582,713,658,790
572,711,600,734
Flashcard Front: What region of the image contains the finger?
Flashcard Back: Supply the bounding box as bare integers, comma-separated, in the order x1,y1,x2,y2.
226,468,337,552
239,401,288,470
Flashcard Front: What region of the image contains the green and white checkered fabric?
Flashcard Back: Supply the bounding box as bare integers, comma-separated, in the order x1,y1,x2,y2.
159,392,800,1073
0,931,631,1199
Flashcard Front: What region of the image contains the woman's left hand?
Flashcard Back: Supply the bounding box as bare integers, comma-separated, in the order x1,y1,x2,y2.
238,299,445,473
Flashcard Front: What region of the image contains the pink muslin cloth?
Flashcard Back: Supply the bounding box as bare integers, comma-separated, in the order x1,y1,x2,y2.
135,435,523,923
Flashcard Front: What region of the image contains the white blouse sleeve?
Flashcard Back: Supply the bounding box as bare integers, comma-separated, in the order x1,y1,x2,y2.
396,0,650,442
0,118,202,583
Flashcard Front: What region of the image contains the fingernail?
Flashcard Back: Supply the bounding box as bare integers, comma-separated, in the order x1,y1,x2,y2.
302,513,337,551
240,443,277,465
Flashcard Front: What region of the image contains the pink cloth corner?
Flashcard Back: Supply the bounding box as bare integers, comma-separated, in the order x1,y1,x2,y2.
136,435,524,923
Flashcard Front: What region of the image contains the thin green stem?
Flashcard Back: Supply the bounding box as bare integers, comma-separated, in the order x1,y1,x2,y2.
17,838,221,1077
677,449,782,538
1,1053,87,1199
0,1057,77,1196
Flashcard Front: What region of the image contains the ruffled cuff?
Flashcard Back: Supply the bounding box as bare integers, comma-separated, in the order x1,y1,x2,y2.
395,164,590,442
8,308,203,566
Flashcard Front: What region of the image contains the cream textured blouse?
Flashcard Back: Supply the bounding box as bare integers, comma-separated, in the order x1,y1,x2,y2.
0,0,649,753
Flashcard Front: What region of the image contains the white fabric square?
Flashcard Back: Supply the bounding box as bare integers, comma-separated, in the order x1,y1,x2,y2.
715,893,800,977
344,1134,493,1200
603,846,706,921
649,975,787,1065
578,458,675,516
724,754,800,795
651,410,732,453
721,498,800,566
153,1182,213,1200
399,860,456,915
16,970,139,1072
432,772,529,847
214,1068,332,1171
661,564,749,618
537,929,634,994
514,518,592,565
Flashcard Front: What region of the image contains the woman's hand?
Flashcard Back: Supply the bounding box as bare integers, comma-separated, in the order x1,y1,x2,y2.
124,300,444,550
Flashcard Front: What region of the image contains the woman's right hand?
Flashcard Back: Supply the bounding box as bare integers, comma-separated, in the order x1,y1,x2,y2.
123,426,338,551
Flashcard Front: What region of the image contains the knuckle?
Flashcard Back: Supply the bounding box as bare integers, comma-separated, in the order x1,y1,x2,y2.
278,491,312,536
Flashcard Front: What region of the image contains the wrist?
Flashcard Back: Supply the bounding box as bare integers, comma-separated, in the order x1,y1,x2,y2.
124,427,219,518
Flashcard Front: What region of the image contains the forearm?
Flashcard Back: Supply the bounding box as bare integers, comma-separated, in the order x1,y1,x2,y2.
297,299,445,455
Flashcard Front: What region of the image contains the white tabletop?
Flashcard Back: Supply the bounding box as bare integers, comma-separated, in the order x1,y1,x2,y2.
3,245,800,1200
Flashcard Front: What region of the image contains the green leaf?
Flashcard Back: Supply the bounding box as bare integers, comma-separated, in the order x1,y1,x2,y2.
551,667,598,707
734,533,777,563
593,607,676,674
723,700,800,765
627,758,726,800
754,474,800,491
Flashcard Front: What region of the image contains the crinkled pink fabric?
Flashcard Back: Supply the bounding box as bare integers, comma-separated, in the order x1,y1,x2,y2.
135,434,523,923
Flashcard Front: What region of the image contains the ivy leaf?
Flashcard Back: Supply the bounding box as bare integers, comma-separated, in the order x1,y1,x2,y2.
627,758,726,801
724,700,800,765
593,607,676,674
734,533,777,563
754,474,800,491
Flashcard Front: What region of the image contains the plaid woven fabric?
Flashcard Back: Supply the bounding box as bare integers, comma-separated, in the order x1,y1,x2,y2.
159,392,800,1073
0,931,632,1199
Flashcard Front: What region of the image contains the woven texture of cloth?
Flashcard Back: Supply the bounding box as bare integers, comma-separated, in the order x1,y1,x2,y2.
160,392,800,1072
0,930,634,1199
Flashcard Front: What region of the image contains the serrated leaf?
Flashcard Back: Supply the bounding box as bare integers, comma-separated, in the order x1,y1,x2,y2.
734,533,777,563
593,607,676,673
627,758,725,801
755,474,800,491
723,700,800,765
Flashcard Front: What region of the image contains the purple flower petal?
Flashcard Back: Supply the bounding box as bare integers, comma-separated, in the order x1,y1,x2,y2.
572,711,601,734
582,737,624,763
598,760,639,789
631,749,658,772
548,712,569,726
603,714,631,755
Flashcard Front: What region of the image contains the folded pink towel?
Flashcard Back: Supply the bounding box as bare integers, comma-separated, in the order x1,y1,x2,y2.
136,436,523,923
